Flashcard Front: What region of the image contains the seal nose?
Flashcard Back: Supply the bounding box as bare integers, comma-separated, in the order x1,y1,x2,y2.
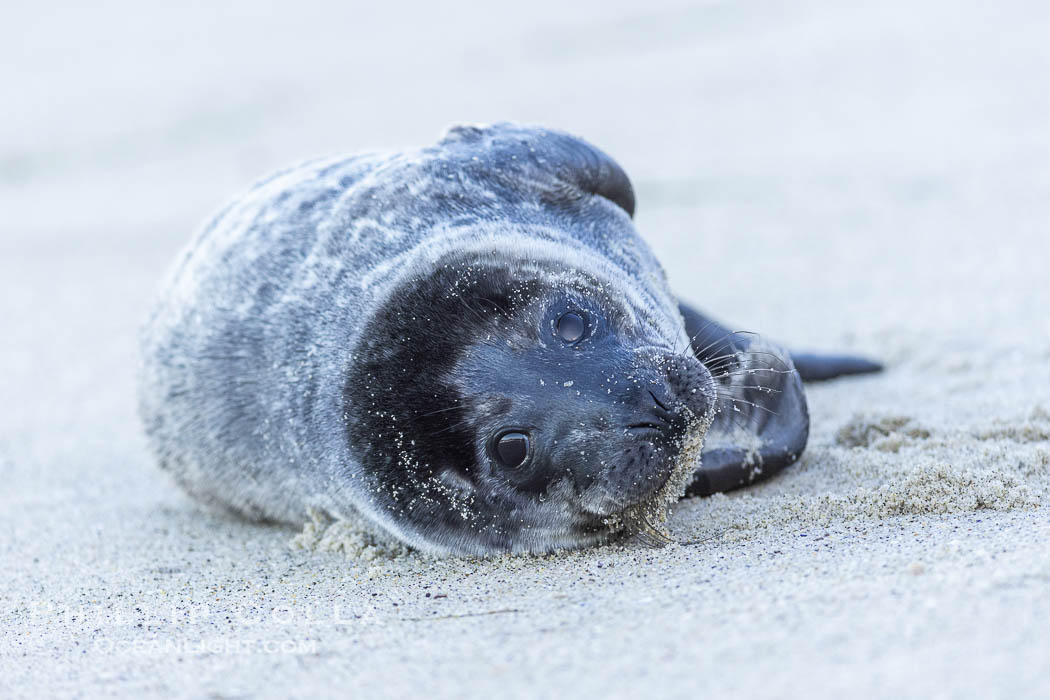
618,350,715,443
663,352,716,420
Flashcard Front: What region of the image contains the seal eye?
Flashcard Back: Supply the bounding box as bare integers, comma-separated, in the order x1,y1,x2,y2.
556,312,586,344
494,431,530,468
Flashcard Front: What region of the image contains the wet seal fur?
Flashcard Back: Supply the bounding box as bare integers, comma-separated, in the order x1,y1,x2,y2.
139,123,880,556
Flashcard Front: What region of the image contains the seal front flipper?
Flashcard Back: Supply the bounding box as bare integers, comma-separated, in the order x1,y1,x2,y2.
677,301,882,496
677,302,809,497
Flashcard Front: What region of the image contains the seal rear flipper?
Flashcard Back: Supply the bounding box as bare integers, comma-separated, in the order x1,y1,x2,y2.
440,123,636,218
678,301,810,496
789,352,882,382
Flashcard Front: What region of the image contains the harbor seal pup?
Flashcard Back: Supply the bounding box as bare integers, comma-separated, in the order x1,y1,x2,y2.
139,123,879,556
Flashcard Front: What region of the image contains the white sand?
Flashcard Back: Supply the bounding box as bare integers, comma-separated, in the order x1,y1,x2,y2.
3,1,1049,697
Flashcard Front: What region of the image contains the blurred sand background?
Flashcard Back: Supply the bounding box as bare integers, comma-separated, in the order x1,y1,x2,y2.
2,1,1049,697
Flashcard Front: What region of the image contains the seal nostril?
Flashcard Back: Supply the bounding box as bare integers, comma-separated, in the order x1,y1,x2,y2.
647,388,672,412
647,389,675,424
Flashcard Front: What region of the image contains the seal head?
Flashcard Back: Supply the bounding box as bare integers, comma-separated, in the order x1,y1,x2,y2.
345,254,715,555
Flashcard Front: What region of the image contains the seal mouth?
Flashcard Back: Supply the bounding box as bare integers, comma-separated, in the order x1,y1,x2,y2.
612,412,711,543
578,405,712,540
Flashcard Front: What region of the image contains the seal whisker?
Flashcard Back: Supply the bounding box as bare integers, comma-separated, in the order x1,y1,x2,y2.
713,366,793,381
672,320,689,356
427,418,475,437
693,334,740,361
684,318,723,348
678,530,727,546
692,329,761,357
714,383,783,396
714,367,794,377
624,512,673,548
476,296,512,320
702,350,792,368
714,395,780,416
418,404,467,417
450,289,491,326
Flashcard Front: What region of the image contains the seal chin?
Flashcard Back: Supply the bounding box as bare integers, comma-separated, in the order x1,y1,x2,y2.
577,474,673,518
577,406,713,520
582,405,714,543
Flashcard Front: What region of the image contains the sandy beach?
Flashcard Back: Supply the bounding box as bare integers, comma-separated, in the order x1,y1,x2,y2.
3,1,1049,697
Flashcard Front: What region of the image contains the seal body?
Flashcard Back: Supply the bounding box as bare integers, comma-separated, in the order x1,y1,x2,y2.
140,123,877,556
